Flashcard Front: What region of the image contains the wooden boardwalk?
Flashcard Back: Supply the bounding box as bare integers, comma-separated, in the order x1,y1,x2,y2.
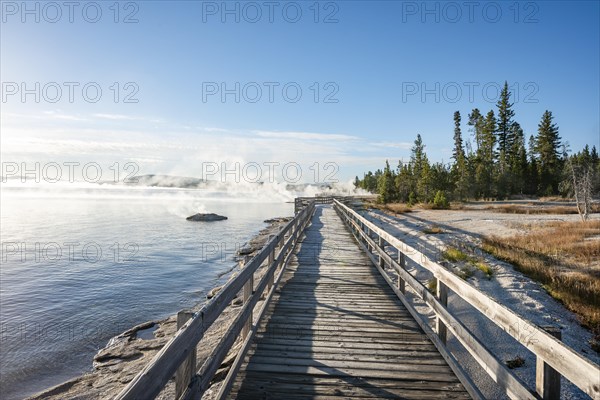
229,205,470,399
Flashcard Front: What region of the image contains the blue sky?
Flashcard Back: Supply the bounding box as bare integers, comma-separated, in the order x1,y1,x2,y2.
1,0,599,183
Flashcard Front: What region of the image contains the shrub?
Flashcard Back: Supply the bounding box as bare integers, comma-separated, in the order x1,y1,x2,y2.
432,190,449,209
408,192,417,206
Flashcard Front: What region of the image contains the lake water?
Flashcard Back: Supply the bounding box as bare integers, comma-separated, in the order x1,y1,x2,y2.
0,185,293,399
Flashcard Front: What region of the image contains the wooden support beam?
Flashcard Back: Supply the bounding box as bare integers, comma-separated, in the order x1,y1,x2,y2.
267,249,275,291
378,236,385,268
175,310,196,399
397,251,406,294
536,326,562,400
436,279,448,345
242,274,254,339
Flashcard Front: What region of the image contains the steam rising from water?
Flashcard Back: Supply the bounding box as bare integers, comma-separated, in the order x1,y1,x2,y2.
2,177,369,222
1,177,368,201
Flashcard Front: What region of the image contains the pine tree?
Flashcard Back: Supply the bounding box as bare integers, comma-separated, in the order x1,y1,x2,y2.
496,81,515,155
527,135,540,194
431,162,452,195
535,110,562,194
452,111,465,162
362,171,378,192
410,134,431,202
378,160,395,204
432,190,449,209
452,111,468,200
508,122,528,194
464,141,478,199
395,161,413,202
417,159,433,202
411,134,426,179
467,108,485,196
591,145,600,195
476,110,497,198
467,108,484,151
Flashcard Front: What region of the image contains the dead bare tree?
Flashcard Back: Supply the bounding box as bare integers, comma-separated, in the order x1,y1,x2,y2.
566,159,592,222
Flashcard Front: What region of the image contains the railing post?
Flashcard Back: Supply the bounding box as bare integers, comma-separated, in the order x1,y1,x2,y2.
293,218,299,244
436,278,448,345
242,274,254,339
378,236,385,268
175,310,196,398
536,326,562,400
397,251,406,294
277,235,284,261
267,247,275,291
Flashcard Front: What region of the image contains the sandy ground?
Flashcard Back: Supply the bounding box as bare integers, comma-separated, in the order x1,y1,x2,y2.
418,206,599,238
360,206,599,400
26,217,292,400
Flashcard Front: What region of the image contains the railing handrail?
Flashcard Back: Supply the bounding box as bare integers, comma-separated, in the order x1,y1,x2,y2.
294,196,342,212
333,199,600,399
115,200,316,399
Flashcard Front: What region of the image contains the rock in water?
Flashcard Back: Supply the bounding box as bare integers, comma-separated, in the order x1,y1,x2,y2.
186,213,227,221
207,286,222,299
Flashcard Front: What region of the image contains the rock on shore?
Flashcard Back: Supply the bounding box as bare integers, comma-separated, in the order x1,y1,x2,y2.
186,213,228,221
236,217,292,258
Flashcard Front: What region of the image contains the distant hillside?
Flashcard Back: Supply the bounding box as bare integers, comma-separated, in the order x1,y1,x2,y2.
3,173,341,191
121,174,207,188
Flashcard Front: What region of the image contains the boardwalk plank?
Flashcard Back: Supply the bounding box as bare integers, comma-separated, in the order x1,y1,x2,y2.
229,205,469,399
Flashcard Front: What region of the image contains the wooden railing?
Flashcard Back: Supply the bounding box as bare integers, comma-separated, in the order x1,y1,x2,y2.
115,200,316,400
333,199,600,400
294,196,337,213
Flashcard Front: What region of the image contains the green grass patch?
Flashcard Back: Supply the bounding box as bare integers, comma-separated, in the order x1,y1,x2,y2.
427,279,437,293
443,248,469,262
457,266,475,280
471,261,494,279
444,246,494,280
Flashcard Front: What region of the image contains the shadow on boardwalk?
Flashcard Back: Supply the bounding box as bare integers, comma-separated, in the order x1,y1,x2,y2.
229,205,469,399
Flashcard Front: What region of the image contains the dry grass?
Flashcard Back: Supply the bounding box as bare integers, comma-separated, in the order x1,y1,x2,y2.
498,220,600,264
367,202,413,214
423,225,443,234
450,203,466,210
482,220,600,346
483,204,600,215
419,203,436,210
385,203,413,213
539,196,572,202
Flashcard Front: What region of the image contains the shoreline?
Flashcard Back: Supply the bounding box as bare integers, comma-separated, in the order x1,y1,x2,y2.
27,216,292,400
